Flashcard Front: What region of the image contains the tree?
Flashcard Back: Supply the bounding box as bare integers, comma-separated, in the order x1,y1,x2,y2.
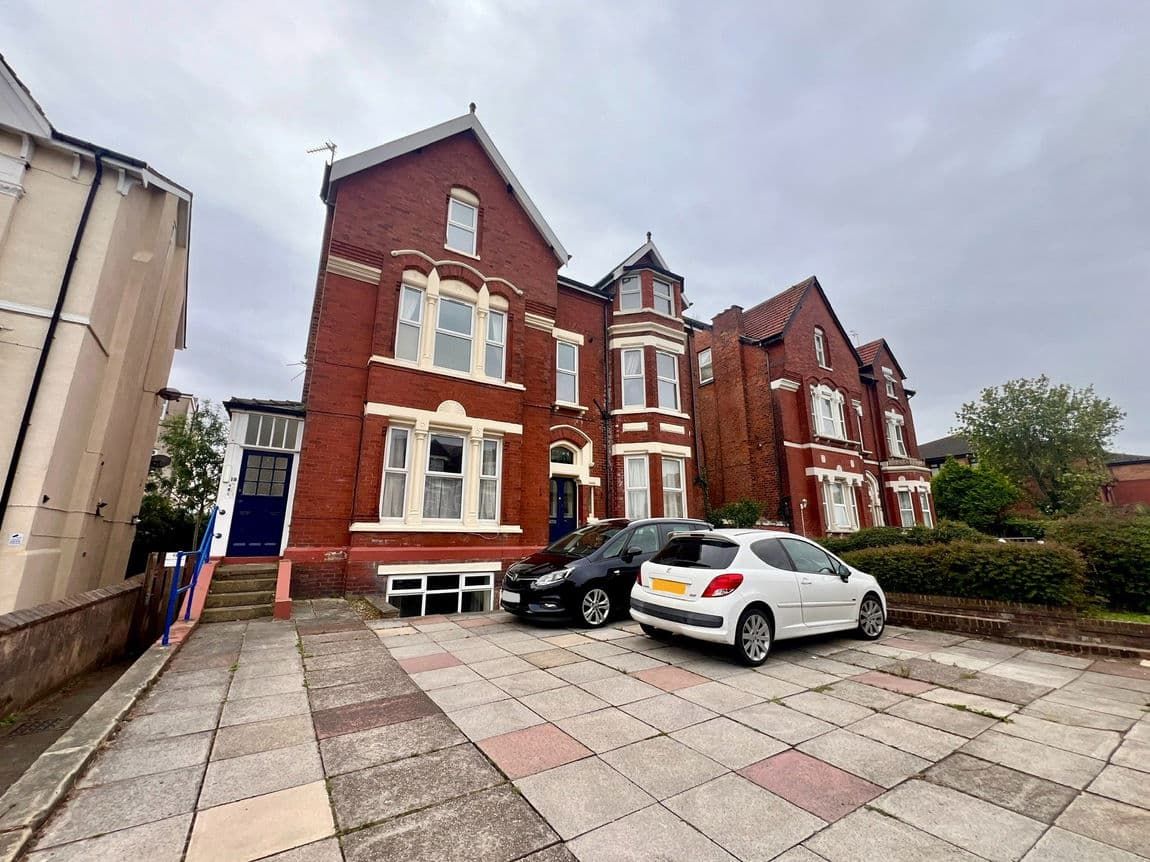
155,400,227,546
932,458,1020,533
956,376,1124,516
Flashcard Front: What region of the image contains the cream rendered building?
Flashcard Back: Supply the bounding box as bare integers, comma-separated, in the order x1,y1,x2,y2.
0,58,192,612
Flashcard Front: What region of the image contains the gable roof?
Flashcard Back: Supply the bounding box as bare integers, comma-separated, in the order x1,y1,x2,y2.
0,55,53,138
856,337,907,378
327,111,569,267
594,237,677,289
919,434,971,462
741,278,813,340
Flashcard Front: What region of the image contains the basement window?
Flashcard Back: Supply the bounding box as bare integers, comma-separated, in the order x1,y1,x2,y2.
385,572,494,617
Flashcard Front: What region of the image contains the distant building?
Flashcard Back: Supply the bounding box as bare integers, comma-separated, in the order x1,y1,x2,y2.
920,433,976,473
0,57,191,613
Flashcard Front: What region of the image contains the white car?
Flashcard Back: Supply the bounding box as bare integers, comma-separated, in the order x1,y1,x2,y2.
630,529,887,666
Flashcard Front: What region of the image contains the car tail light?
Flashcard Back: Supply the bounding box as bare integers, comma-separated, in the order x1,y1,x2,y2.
636,570,644,586
701,573,743,597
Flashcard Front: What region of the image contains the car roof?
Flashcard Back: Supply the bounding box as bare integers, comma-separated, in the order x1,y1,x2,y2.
695,528,815,545
628,517,712,527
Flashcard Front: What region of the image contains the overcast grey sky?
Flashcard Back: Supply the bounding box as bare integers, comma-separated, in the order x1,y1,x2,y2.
6,1,1148,451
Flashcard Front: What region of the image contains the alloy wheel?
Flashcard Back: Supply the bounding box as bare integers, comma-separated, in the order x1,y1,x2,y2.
741,613,771,662
581,588,610,626
860,597,885,637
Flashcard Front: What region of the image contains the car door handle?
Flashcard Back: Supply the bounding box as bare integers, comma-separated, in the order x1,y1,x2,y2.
800,578,813,585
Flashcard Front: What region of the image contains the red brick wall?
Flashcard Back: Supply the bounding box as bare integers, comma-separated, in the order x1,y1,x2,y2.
1108,462,1150,507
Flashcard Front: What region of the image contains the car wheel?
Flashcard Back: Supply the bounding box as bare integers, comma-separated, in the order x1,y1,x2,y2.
639,623,672,640
734,606,772,666
857,593,885,640
578,586,612,628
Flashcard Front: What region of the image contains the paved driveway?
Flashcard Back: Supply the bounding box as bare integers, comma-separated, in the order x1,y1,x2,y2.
23,603,1150,861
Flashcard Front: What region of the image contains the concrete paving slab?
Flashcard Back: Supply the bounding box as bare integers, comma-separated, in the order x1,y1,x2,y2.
519,685,609,721
516,757,653,839
227,674,304,701
671,717,788,769
676,681,765,713
219,691,309,727
961,730,1105,789
782,691,873,726
917,688,1018,721
341,785,557,862
77,730,212,787
880,658,966,686
23,813,191,862
151,668,232,692
231,659,303,681
728,701,836,745
620,693,717,732
871,779,1045,862
1079,671,1150,693
819,679,908,711
116,704,220,744
447,698,543,741
319,714,464,776
199,741,323,809
307,676,418,711
601,736,727,800
1112,738,1150,773
722,671,804,700
568,803,736,862
849,671,934,695
596,652,668,673
1056,793,1150,857
1046,687,1147,719
1019,650,1093,670
478,723,592,779
578,675,664,706
493,669,567,697
1088,764,1150,810
211,714,315,761
666,773,824,861
184,780,334,862
256,837,344,861
850,713,965,760
312,691,438,739
426,679,509,711
329,743,501,829
33,765,202,848
550,661,621,684
1022,698,1136,731
798,730,930,788
409,665,484,691
949,673,1051,705
525,648,584,669
470,655,537,679
758,662,840,689
386,642,448,660
924,752,1077,823
1022,826,1144,861
987,660,1084,689
568,641,627,660
556,707,658,753
738,749,882,822
805,807,983,862
396,652,461,673
996,713,1121,759
135,682,230,713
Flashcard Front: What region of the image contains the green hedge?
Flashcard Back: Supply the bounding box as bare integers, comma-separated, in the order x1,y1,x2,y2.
1046,513,1150,611
820,520,993,555
843,541,1087,607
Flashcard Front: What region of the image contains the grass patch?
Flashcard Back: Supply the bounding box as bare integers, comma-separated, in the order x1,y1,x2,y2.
1084,608,1150,625
945,702,1011,722
228,662,239,672
960,671,979,679
812,684,835,693
893,665,912,678
0,712,20,728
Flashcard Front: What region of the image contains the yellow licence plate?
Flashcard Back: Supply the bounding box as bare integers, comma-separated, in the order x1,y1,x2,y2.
651,578,687,595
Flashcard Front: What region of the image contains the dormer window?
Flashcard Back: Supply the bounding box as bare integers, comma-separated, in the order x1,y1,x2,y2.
620,276,641,311
814,328,830,369
446,191,479,256
883,367,897,398
653,280,673,315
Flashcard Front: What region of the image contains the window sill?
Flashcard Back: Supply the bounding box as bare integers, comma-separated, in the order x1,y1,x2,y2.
351,522,523,534
698,378,714,386
818,364,833,372
553,402,589,414
444,244,481,261
370,355,526,390
612,406,691,420
613,308,680,322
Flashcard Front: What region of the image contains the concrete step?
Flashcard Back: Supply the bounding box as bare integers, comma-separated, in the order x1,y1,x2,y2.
201,604,273,623
213,564,278,580
205,590,273,609
210,577,277,594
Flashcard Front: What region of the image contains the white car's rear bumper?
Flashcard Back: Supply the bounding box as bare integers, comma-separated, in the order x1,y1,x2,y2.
629,594,735,645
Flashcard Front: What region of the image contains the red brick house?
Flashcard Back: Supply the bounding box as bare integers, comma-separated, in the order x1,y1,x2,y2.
286,111,934,605
690,279,935,537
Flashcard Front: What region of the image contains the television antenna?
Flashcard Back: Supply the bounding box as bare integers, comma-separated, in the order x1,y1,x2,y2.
306,141,337,164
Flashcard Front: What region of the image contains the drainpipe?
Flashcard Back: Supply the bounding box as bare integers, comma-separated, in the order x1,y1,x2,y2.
600,291,613,516
0,152,104,531
683,325,708,512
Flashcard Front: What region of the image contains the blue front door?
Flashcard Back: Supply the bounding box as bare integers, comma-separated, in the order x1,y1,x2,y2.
549,478,578,542
227,450,293,556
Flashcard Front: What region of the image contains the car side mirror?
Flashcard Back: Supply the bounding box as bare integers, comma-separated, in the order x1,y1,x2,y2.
838,563,851,582
621,547,640,563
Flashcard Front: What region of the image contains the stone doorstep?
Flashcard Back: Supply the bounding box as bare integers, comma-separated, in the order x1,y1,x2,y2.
0,631,192,862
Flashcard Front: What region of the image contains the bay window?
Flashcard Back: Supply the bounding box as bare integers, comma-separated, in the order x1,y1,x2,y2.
479,439,501,521
556,341,579,404
918,489,933,528
625,455,650,519
620,276,641,310
897,490,915,528
381,426,410,518
396,285,423,362
654,280,673,315
446,197,478,256
622,348,645,407
662,457,686,517
434,298,474,372
485,310,506,379
423,433,465,519
656,351,679,410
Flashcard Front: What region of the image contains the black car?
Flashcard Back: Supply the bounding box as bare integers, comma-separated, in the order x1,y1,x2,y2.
500,518,712,627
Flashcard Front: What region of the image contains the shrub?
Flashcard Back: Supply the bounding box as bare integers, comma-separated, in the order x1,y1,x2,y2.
1046,512,1150,611
932,459,1021,533
710,499,763,528
819,520,993,554
999,517,1048,539
842,541,1087,607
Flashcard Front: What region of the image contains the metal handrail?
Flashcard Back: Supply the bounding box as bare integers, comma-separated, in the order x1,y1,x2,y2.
161,505,220,646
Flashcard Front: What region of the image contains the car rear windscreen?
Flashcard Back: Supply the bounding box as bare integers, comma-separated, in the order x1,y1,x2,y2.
651,536,739,569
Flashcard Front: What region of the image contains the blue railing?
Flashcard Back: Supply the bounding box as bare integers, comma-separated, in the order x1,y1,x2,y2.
162,505,220,646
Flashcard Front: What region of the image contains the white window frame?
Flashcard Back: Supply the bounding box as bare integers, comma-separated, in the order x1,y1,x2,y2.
445,197,478,256
243,414,302,450
624,455,650,519
395,284,424,363
433,297,474,374
814,328,830,369
883,367,897,398
380,426,411,519
812,386,847,440
621,348,645,408
887,417,908,458
918,489,933,528
661,456,687,518
698,348,713,384
555,341,579,405
898,490,915,528
484,309,506,380
385,572,494,617
653,279,673,315
423,432,467,521
823,480,857,531
619,276,641,311
655,350,680,411
479,438,502,522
